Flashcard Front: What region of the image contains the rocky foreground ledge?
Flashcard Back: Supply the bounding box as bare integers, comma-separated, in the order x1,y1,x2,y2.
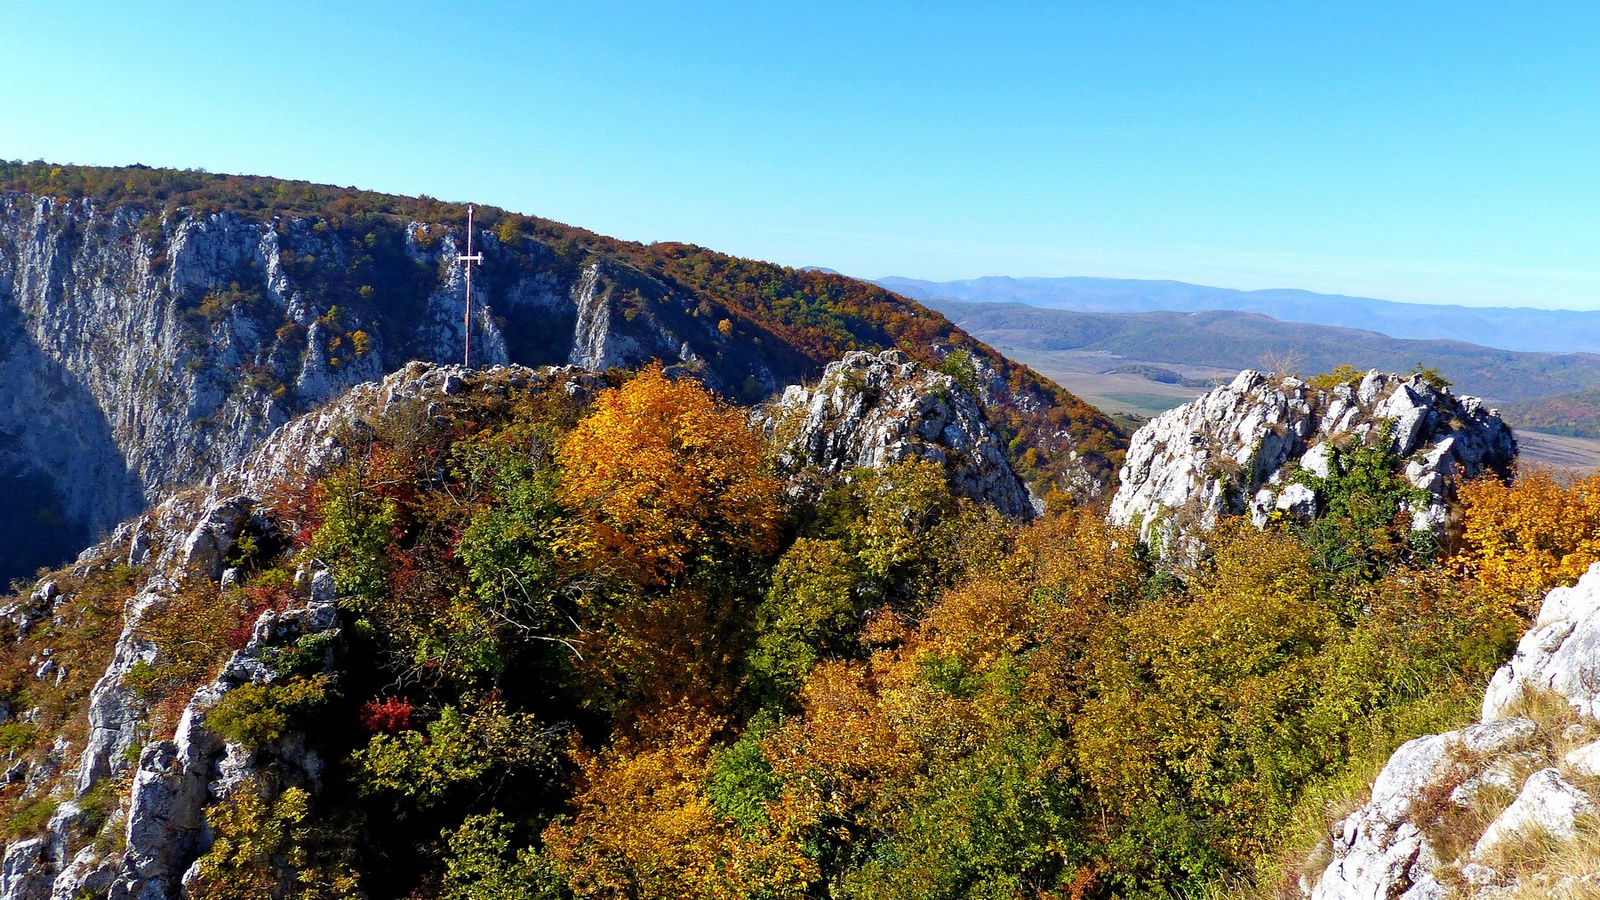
1308,564,1600,899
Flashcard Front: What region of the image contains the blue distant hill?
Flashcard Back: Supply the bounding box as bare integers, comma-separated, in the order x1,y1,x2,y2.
875,275,1600,355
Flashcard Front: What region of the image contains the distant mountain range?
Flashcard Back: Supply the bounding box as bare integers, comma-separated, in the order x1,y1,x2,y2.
923,299,1600,406
877,275,1600,355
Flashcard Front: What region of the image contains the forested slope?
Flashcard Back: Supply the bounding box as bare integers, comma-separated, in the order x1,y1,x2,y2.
0,359,1592,899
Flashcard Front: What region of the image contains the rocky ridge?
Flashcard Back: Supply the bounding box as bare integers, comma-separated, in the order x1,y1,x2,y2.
0,363,583,900
1308,563,1600,899
1108,369,1516,553
762,349,1036,519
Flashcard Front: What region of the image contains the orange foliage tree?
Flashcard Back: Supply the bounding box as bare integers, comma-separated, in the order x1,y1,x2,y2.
557,364,783,587
1456,468,1600,618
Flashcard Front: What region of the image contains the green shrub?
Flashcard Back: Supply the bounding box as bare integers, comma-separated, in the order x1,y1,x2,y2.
3,796,58,838
353,699,555,813
441,812,567,900
205,675,330,751
186,776,359,900
705,718,780,834
936,348,981,395
747,539,859,698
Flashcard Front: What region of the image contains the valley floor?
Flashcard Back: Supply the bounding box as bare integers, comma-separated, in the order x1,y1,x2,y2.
1513,430,1600,473
980,342,1232,417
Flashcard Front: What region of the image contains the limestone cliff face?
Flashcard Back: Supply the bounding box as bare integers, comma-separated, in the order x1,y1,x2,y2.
1108,369,1516,554
0,195,797,583
1308,564,1600,900
761,350,1036,519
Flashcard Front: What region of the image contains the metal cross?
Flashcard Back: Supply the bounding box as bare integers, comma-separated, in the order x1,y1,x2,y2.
457,204,484,368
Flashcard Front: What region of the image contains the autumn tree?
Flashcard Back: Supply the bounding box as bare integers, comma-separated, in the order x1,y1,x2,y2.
558,365,784,718
542,708,814,900
1456,468,1600,618
558,364,782,587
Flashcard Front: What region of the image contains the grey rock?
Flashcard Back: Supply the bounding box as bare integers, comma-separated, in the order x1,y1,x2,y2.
1482,562,1600,721
1309,719,1535,900
110,741,204,900
75,592,162,796
109,597,339,900
0,838,50,900
178,496,254,581
308,568,336,605
1563,739,1600,777
50,848,113,900
1473,768,1595,859
760,350,1034,519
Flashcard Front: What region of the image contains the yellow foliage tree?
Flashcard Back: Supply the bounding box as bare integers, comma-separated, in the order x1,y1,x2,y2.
558,364,782,586
542,709,815,900
1456,468,1600,618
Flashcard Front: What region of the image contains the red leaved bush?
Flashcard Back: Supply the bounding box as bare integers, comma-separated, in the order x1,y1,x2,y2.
359,697,416,734
227,583,295,650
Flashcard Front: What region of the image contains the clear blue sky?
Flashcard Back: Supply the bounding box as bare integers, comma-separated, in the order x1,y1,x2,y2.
5,2,1600,309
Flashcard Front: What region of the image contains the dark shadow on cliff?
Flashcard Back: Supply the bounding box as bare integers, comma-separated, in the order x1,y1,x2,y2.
0,303,144,585
0,461,87,585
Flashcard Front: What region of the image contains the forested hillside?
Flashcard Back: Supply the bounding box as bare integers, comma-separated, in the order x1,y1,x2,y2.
0,161,1118,454
0,360,1592,899
1503,388,1600,438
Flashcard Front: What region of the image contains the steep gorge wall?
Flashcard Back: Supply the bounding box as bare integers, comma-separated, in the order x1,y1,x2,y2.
0,194,801,582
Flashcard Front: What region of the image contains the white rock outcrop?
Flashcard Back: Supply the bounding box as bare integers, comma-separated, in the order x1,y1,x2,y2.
763,349,1035,518
1471,768,1595,859
1309,563,1600,898
1482,572,1600,721
109,601,339,900
1310,718,1536,900
1109,369,1514,552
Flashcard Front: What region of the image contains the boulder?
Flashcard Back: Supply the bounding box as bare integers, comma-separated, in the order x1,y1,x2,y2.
1473,768,1595,858
0,838,50,900
1482,562,1600,721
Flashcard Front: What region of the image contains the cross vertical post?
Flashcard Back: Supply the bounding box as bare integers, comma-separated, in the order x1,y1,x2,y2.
457,204,484,368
